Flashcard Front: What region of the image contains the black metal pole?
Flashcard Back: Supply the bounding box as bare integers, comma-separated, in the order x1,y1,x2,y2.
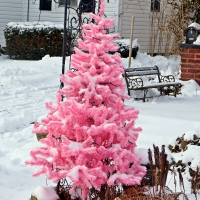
27,0,30,21
60,1,68,89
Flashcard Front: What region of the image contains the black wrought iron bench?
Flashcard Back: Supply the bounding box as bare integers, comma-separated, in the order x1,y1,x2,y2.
123,66,183,102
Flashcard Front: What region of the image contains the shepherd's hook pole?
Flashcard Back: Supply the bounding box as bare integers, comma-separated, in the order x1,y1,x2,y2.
60,1,68,89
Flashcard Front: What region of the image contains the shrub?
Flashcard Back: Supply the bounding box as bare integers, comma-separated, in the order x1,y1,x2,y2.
4,21,73,60
168,132,200,195
168,133,200,153
116,39,139,59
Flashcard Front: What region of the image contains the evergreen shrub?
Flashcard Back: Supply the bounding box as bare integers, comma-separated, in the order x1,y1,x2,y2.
116,39,139,59
4,22,73,60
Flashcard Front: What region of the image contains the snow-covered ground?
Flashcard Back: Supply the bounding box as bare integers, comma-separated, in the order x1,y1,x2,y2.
1,52,200,199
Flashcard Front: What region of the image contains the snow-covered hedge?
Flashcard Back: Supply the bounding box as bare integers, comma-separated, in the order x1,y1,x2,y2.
4,22,73,60
116,39,139,59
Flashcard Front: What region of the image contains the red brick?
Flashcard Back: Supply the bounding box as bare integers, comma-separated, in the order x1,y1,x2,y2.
181,48,189,53
194,74,200,78
189,49,200,53
181,64,187,68
181,58,188,63
180,78,186,81
181,63,195,68
180,77,192,81
188,59,200,63
195,54,200,58
194,64,200,69
188,69,200,73
181,73,195,79
181,69,188,73
180,77,189,81
181,53,195,58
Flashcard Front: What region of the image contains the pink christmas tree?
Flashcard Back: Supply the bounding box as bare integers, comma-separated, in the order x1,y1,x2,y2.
26,0,146,198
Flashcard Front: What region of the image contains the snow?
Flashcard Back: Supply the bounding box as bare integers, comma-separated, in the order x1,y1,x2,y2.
6,21,64,30
31,186,59,200
68,165,87,180
1,51,200,199
68,140,83,151
116,38,139,48
194,34,200,45
189,22,200,31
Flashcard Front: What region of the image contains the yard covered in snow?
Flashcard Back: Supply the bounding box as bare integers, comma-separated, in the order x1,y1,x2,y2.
0,50,200,199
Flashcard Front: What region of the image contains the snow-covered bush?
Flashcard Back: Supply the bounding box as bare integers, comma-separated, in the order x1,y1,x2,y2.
168,130,200,194
168,131,200,153
115,39,139,59
4,22,73,60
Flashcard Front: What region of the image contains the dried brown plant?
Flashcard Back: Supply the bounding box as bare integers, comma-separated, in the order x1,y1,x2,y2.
148,0,173,56
167,0,199,54
119,185,189,200
189,166,200,200
148,0,200,56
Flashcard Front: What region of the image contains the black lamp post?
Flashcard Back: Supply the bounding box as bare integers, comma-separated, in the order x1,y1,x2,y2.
58,0,98,89
27,0,109,89
60,0,68,89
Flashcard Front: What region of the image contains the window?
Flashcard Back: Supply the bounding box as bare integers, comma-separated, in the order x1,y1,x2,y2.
59,0,77,6
79,0,95,13
39,0,52,10
151,0,160,12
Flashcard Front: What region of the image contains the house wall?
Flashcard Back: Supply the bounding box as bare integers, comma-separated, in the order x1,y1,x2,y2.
0,0,22,47
120,0,173,54
21,0,119,32
0,0,119,47
0,0,173,55
119,0,151,53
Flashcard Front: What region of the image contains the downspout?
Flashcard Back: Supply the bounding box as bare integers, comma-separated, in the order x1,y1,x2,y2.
27,0,30,21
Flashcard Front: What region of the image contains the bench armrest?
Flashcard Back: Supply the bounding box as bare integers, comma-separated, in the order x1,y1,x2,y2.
159,75,175,83
126,77,144,89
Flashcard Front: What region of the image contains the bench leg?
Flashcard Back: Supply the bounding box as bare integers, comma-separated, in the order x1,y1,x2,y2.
127,88,131,96
174,86,178,97
143,89,148,102
159,87,163,96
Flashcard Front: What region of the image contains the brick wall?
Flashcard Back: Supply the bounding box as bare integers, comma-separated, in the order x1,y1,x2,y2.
180,44,200,85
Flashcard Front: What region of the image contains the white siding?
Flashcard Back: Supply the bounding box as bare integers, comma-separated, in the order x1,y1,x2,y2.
0,0,172,54
120,0,173,54
0,0,22,47
22,0,118,30
0,0,118,47
119,0,151,53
